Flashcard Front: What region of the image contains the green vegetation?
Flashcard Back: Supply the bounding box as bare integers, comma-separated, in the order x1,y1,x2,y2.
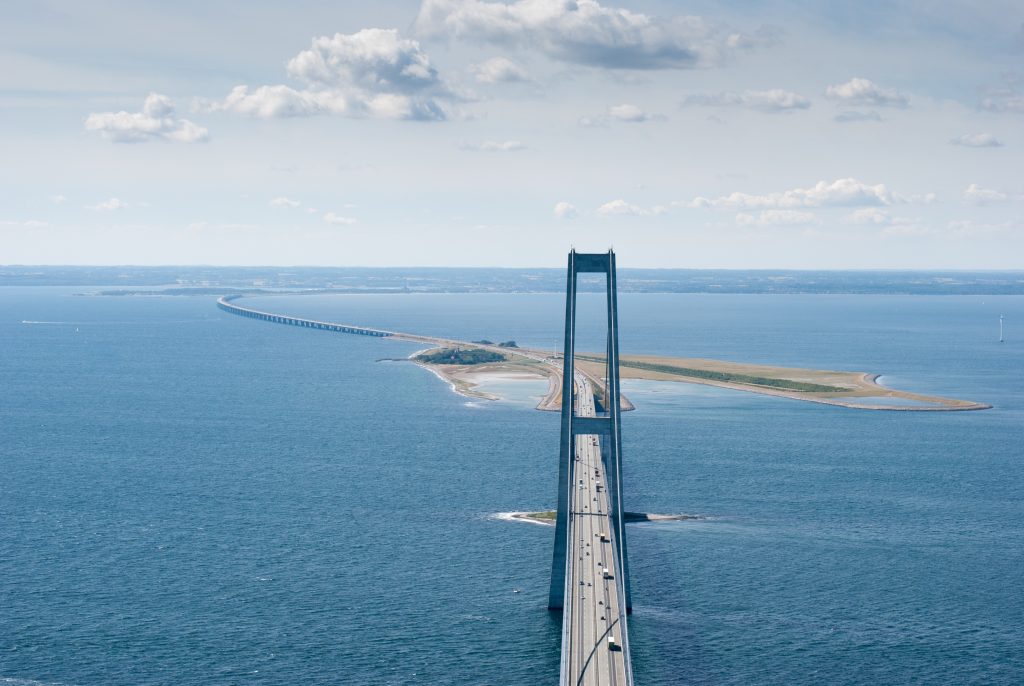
578,355,846,393
525,511,557,521
471,339,518,347
416,347,506,365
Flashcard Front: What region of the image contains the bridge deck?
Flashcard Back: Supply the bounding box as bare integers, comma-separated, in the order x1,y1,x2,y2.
562,376,631,686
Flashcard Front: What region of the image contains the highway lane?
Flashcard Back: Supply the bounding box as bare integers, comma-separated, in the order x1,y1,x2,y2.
563,375,630,686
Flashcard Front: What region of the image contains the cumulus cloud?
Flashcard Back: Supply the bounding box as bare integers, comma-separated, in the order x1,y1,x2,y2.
735,210,816,227
323,212,356,225
688,178,895,210
554,201,578,219
834,110,882,123
88,198,127,211
963,183,1008,205
270,196,301,208
825,77,909,108
415,0,776,69
950,133,1003,148
209,29,455,121
85,93,209,143
460,139,526,151
471,56,528,83
682,89,810,112
49,194,67,204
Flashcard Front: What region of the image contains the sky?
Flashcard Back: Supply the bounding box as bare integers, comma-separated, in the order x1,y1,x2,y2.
2,0,1023,268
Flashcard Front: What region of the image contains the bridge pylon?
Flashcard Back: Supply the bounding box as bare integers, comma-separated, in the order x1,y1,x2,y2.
548,249,631,613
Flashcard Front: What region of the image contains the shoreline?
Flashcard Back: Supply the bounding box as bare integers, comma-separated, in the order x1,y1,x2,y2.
223,295,990,412
413,353,990,412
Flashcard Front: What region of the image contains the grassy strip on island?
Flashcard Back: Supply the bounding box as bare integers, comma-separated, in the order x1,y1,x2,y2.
415,347,507,365
578,354,846,393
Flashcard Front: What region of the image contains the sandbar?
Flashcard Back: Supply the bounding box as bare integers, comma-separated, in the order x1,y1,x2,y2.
411,347,989,412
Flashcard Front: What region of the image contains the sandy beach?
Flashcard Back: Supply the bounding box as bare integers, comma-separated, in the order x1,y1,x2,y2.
411,347,990,412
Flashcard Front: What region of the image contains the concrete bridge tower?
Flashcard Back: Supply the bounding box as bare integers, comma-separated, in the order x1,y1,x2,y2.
548,249,632,613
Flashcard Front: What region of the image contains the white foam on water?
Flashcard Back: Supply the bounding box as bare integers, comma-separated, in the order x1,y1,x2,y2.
491,511,555,526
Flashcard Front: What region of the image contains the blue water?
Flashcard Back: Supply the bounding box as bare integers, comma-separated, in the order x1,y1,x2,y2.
2,289,1022,685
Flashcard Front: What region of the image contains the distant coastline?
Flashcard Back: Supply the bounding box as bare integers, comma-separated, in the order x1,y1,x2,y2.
4,264,1021,295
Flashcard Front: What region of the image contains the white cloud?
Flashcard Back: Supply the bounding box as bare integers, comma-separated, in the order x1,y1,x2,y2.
834,110,882,123
735,210,816,227
825,77,909,108
597,199,648,216
682,89,810,112
608,103,658,121
187,221,260,231
978,73,1024,114
980,93,1024,113
49,194,67,205
323,212,356,225
843,208,894,225
688,178,895,210
471,56,528,83
902,192,938,205
950,133,1003,148
947,219,1015,236
963,183,1008,205
85,93,209,143
270,197,301,208
580,104,662,126
461,139,526,151
415,0,775,69
210,29,455,121
554,201,578,219
842,209,925,234
88,198,127,211
1,219,49,228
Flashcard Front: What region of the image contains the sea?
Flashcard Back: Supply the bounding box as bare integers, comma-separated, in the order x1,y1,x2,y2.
2,287,1022,685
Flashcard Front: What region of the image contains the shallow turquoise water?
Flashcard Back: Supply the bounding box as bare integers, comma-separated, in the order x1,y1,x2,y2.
2,289,1022,685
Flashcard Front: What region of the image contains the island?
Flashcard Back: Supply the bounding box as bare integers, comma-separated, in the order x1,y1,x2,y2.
411,346,991,411
214,294,991,412
503,511,706,525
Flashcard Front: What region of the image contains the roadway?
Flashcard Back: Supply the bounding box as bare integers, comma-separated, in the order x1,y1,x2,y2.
562,375,631,686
